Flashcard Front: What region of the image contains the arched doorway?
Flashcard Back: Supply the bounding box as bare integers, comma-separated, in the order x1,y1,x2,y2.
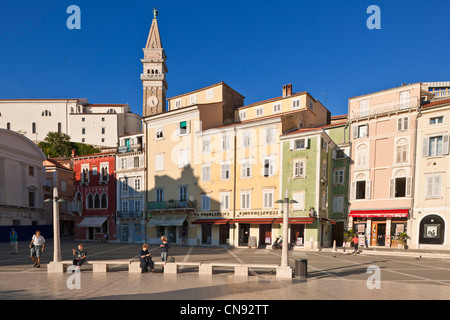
419,214,445,245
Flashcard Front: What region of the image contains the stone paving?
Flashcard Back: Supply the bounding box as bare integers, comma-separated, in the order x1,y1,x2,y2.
2,239,450,301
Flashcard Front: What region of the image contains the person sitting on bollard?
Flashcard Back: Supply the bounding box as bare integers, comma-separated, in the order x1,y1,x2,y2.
140,244,154,273
72,244,87,270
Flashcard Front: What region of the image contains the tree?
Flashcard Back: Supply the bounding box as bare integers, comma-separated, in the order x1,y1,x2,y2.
39,132,72,157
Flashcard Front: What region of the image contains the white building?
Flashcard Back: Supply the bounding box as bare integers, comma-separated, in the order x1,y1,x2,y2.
0,129,47,233
116,132,146,243
0,99,142,148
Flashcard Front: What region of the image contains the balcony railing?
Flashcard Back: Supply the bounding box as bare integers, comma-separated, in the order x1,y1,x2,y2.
433,89,450,99
146,200,196,211
350,97,420,120
117,211,143,219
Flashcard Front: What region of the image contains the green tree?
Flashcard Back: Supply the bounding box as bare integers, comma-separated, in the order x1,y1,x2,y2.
39,132,72,157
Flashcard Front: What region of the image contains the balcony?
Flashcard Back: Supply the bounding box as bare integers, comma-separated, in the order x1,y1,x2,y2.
68,201,82,214
350,97,420,120
146,200,196,212
117,211,143,220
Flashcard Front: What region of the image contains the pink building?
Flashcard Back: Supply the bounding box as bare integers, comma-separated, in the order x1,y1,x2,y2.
348,83,433,247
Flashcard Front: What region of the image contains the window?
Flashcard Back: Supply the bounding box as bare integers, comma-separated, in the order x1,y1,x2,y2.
82,128,86,135
263,190,274,209
239,111,247,121
6,123,10,130
121,201,129,212
100,163,108,182
273,103,281,113
426,174,442,199
134,200,141,213
190,94,197,105
333,196,344,213
423,135,450,157
41,110,52,116
206,89,214,101
134,156,139,168
101,193,108,209
201,164,211,182
87,194,93,209
309,100,314,111
397,117,409,131
241,192,251,209
294,160,306,178
292,191,305,211
389,176,412,198
82,118,85,122
220,192,230,210
263,158,274,177
395,139,409,163
155,154,164,171
94,193,100,209
293,138,308,150
29,166,34,176
121,158,127,169
156,127,164,139
334,148,346,159
242,131,252,148
357,124,368,138
101,117,105,122
241,159,252,178
58,122,62,133
333,169,345,185
359,99,369,115
322,161,327,179
202,137,211,154
174,99,182,109
222,134,230,151
178,149,189,168
156,188,164,202
399,91,410,109
101,128,106,134
264,128,275,145
356,181,366,199
322,138,328,152
121,178,128,193
32,122,36,134
179,186,188,201
134,178,141,192
351,176,371,200
179,121,188,135
201,195,211,211
221,163,231,180
292,98,301,109
356,144,368,167
430,117,443,125
28,191,35,208
256,107,264,117
107,109,116,114
81,165,89,183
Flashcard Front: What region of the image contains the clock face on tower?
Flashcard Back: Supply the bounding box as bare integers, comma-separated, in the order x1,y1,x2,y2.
147,96,159,107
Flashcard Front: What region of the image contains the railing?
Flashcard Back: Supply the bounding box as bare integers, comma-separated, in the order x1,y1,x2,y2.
118,144,143,154
433,90,450,99
146,200,196,211
117,211,143,219
350,97,420,120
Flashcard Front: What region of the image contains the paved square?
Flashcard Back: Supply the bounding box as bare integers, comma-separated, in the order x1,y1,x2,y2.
1,239,450,300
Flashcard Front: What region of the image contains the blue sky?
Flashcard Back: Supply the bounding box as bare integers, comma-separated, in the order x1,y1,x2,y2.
0,0,449,117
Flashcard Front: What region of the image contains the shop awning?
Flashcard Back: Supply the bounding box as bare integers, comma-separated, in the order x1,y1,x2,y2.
349,209,409,218
230,218,276,224
192,219,232,225
79,216,108,228
148,214,188,226
273,217,315,224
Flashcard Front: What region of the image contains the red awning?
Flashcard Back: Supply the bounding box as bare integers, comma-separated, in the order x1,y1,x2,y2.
273,217,315,224
229,218,275,224
192,219,232,225
349,209,409,218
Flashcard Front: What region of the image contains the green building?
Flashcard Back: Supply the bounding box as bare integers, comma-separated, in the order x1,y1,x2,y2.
279,117,349,248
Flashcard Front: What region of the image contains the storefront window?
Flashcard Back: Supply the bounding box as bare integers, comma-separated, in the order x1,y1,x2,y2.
420,215,445,245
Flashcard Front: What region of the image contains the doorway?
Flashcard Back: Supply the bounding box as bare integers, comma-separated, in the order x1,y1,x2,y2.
202,224,212,245
371,223,386,246
122,225,129,242
259,224,272,246
219,224,229,245
291,224,305,246
238,224,250,246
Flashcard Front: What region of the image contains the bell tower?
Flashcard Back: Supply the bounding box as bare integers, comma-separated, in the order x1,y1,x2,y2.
141,8,168,117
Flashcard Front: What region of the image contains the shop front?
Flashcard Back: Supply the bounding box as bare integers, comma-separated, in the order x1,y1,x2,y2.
349,209,409,247
191,218,232,246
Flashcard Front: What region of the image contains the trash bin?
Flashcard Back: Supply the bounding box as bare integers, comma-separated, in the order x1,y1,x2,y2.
295,259,307,278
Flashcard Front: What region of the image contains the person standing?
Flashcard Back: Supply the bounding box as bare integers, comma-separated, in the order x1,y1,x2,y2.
352,234,359,254
29,230,45,268
72,244,87,270
160,236,170,263
10,228,18,254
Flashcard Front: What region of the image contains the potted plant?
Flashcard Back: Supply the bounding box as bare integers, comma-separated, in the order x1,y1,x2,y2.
398,232,410,249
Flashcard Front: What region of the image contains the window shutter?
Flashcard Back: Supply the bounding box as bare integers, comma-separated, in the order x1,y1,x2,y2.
365,180,372,200
404,117,409,130
352,126,358,139
406,177,412,197
443,135,449,155
176,122,180,136
389,178,395,198
422,138,429,157
397,118,402,131
289,140,294,150
306,138,310,149
186,120,191,133
350,181,356,200
365,124,369,138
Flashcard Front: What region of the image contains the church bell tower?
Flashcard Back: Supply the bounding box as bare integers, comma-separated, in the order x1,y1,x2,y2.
141,8,168,117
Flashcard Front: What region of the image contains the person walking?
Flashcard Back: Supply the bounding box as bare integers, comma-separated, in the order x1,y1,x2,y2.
29,230,45,268
352,234,359,254
160,236,170,263
72,244,87,270
139,244,154,273
10,228,18,254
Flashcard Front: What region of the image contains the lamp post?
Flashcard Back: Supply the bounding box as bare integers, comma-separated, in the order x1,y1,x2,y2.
275,188,297,277
44,187,65,262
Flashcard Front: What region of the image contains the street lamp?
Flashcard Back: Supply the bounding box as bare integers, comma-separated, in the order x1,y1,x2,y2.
44,187,65,262
275,189,297,278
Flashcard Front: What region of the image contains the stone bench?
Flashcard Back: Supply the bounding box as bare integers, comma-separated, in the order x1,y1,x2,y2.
199,262,279,277
48,260,134,273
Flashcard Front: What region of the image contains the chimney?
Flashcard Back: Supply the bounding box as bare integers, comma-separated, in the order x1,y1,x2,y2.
283,84,293,98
